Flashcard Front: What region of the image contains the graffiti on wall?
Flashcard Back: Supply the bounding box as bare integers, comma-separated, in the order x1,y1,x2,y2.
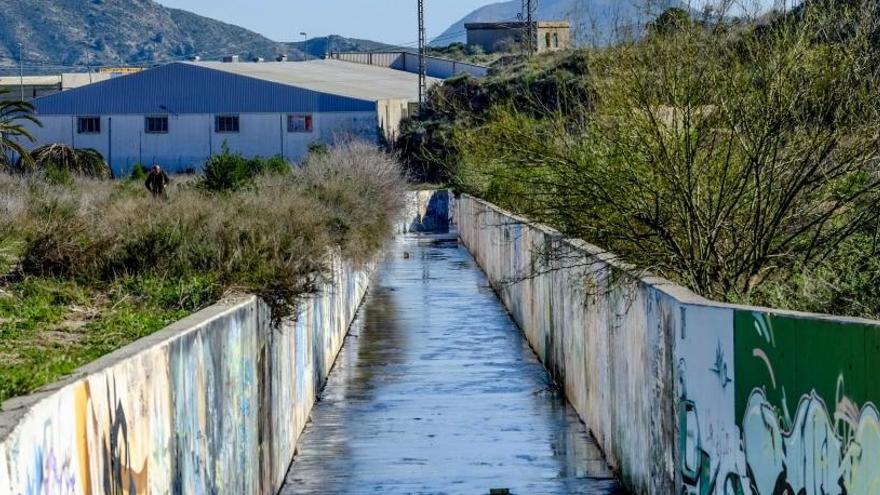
734,312,880,495
1,264,370,495
679,309,880,495
677,305,748,495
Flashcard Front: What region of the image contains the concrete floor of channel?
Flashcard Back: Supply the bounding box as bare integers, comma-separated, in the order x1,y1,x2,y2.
280,234,623,495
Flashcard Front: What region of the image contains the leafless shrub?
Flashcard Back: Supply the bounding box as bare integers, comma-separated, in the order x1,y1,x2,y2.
452,0,880,305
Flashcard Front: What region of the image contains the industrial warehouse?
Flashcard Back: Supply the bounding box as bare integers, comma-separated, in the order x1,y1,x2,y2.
21,59,437,175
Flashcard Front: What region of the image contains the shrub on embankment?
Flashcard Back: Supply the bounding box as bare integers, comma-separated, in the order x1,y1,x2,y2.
0,140,406,404
399,1,880,319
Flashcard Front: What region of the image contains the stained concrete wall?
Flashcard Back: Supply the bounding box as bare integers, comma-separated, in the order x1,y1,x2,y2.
400,190,454,234
0,259,370,495
457,194,880,495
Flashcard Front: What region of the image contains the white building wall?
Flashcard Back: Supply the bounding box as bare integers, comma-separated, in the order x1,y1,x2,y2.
22,111,379,176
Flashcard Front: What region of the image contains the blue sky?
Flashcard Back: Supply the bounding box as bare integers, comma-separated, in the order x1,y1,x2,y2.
156,0,494,45
156,0,785,46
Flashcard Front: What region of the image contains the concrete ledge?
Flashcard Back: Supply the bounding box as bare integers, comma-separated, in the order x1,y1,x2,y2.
0,260,371,495
0,297,254,435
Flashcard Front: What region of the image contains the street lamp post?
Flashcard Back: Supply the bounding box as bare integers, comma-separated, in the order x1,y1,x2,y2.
17,42,24,101
86,50,93,84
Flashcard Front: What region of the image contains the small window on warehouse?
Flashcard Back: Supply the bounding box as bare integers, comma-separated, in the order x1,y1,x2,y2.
145,116,169,134
215,115,240,133
287,114,313,133
77,116,101,134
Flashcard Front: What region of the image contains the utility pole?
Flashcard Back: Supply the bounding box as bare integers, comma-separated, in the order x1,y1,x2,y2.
417,0,427,108
17,42,24,101
520,1,528,56
299,32,309,59
525,0,536,56
518,0,536,56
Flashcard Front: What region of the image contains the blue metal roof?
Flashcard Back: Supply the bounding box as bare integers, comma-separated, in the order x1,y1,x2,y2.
34,63,377,115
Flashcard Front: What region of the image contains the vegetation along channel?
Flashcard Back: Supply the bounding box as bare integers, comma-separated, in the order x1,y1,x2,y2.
2,0,880,493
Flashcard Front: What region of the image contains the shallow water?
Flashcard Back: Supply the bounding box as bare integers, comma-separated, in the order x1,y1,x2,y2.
280,235,622,495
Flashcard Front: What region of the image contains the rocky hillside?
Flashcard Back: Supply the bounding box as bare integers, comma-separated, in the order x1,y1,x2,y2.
0,0,393,71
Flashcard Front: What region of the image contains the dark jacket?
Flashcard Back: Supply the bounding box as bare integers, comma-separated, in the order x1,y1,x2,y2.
145,170,170,195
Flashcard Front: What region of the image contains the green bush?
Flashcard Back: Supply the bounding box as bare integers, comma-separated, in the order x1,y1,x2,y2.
201,145,291,192
43,165,73,186
129,163,149,181
307,141,329,157
201,145,252,192
250,155,291,176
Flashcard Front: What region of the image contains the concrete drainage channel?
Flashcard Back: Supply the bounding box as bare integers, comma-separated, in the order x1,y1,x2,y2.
6,189,877,494
278,232,620,494
0,189,625,495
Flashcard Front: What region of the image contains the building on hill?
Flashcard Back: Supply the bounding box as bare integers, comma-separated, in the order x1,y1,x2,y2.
20,60,436,175
465,21,571,54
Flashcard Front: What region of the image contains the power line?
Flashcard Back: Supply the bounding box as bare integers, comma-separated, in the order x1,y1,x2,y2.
0,13,525,75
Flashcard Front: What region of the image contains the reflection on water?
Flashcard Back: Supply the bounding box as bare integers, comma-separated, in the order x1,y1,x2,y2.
282,235,623,495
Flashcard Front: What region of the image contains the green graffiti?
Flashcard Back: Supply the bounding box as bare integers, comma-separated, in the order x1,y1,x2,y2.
733,311,880,494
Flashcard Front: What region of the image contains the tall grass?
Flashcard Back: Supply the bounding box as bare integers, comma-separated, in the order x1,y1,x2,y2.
1,140,406,319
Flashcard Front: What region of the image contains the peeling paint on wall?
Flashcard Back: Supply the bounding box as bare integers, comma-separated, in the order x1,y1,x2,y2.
0,259,371,495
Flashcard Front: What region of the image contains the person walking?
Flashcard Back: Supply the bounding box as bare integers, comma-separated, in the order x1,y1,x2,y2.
145,165,170,199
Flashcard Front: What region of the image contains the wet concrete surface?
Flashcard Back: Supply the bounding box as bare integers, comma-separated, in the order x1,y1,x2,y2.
280,235,623,495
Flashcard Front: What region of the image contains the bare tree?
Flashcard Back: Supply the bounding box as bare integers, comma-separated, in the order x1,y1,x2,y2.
452,0,880,301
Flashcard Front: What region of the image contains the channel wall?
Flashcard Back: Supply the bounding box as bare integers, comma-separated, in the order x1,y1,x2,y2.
400,189,453,234
0,188,453,495
0,258,370,495
457,194,880,495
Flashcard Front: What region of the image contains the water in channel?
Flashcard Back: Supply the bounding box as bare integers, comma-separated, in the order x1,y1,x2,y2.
280,235,622,495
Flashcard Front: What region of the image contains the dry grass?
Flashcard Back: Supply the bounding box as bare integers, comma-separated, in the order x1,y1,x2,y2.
0,141,407,403
1,140,407,319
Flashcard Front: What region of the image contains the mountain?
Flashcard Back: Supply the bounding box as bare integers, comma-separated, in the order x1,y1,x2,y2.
288,35,400,59
0,0,392,72
433,0,682,47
